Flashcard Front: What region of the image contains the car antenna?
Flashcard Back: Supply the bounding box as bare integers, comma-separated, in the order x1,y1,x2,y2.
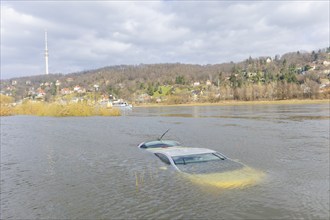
158,129,170,141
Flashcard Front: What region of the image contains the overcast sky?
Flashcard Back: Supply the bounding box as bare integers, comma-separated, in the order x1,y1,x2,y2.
1,1,329,79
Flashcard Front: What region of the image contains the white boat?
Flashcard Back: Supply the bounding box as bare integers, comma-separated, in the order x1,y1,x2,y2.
110,100,132,109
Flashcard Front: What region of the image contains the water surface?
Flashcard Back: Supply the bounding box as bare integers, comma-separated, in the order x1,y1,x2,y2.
1,104,329,219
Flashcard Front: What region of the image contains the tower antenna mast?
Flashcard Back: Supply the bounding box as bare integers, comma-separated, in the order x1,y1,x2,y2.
45,30,49,75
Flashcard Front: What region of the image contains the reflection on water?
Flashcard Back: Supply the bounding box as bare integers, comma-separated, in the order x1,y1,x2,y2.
46,144,56,177
1,103,329,219
162,113,194,118
287,115,330,120
161,112,330,121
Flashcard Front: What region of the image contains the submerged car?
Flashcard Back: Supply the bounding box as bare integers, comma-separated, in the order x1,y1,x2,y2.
138,129,181,150
152,147,264,188
138,140,181,149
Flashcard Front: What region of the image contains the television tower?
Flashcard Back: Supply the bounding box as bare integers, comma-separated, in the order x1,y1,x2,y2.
45,30,49,75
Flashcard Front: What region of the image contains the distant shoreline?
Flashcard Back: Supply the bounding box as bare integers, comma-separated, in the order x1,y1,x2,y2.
134,99,330,108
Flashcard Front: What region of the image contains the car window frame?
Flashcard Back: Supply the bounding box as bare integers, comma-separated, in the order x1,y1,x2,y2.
154,153,171,165
172,153,225,165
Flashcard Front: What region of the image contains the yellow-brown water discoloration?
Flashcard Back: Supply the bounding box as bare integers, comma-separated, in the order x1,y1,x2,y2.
185,167,265,189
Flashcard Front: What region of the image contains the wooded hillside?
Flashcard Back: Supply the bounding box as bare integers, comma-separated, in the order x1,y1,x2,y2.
1,48,329,103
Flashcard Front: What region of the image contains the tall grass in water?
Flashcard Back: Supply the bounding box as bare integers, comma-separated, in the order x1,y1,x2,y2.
0,94,14,116
12,101,121,117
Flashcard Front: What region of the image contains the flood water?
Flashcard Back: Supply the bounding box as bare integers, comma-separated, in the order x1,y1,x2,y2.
1,103,329,219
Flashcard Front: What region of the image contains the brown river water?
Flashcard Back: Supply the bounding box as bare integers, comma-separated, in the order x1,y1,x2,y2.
1,103,329,219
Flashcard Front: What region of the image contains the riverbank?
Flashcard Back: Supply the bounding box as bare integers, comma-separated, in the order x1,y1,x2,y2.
134,99,330,108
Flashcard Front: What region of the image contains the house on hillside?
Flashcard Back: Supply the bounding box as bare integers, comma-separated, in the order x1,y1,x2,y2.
36,88,46,99
323,61,330,66
266,57,272,63
73,85,85,93
6,86,15,91
61,88,73,95
193,81,200,87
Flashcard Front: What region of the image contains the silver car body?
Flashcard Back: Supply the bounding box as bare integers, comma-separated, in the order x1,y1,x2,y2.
152,147,229,172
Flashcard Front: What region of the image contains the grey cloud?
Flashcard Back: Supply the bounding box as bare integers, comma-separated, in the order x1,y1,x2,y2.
1,1,329,79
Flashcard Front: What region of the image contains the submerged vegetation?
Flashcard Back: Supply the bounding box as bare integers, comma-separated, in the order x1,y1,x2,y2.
0,95,120,117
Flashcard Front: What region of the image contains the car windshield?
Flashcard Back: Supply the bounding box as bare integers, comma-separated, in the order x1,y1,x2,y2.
172,153,243,174
143,140,180,148
172,153,225,165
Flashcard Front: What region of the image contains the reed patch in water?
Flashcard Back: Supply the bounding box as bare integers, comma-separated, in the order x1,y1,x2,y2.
4,101,121,117
0,94,15,116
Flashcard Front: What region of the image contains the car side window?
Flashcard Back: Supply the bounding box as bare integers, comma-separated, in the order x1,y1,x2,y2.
155,153,171,165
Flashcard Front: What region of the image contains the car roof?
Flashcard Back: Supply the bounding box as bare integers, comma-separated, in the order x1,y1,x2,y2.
154,147,216,157
144,140,179,145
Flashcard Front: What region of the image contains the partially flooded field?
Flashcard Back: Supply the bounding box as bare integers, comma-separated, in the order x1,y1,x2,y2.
1,103,329,219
